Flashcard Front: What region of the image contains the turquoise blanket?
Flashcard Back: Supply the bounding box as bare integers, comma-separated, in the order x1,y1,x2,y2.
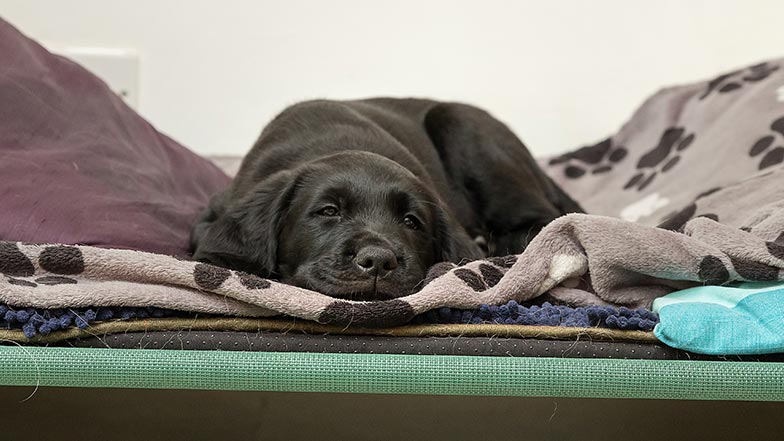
653,282,784,355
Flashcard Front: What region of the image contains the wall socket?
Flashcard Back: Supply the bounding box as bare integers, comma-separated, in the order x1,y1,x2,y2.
46,44,140,109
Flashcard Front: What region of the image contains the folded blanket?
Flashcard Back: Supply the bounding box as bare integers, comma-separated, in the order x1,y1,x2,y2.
0,190,782,328
653,281,784,355
2,59,783,330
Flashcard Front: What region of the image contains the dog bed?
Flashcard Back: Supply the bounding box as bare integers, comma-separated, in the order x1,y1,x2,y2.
1,17,783,401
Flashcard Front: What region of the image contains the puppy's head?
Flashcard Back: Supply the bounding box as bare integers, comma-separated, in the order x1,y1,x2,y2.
191,151,481,299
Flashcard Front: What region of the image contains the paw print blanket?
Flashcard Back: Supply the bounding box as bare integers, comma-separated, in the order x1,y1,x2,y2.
2,59,784,329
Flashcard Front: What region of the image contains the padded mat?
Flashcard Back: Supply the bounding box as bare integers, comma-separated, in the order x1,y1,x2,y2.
0,317,656,344
59,330,784,362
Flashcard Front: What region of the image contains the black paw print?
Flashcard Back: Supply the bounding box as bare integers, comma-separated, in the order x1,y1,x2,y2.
657,201,720,232
1,242,84,288
7,275,79,287
749,115,784,170
549,138,628,179
699,62,779,100
624,127,695,191
453,263,504,292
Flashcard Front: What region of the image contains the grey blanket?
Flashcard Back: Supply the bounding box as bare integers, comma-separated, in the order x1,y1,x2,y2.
2,59,784,327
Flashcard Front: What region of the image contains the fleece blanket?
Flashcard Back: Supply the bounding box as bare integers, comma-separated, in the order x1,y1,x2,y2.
2,59,784,329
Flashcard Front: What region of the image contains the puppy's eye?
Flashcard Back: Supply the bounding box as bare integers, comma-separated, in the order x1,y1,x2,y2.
403,215,420,230
317,206,340,217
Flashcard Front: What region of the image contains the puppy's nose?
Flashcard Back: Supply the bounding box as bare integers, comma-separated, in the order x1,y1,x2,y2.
353,246,398,276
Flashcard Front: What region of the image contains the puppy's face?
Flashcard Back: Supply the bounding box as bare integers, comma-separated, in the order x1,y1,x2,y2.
277,158,442,299
192,152,482,300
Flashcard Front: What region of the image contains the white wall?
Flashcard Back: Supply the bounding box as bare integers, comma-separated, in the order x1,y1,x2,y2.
1,0,782,157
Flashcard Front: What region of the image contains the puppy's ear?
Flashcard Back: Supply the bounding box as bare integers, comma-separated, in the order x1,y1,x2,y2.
190,171,298,277
191,212,256,273
544,175,583,214
433,208,484,264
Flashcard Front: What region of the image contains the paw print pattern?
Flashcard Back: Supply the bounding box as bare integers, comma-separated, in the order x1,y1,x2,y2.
549,138,628,179
657,202,719,232
454,263,505,292
749,116,784,170
0,242,35,277
624,127,695,191
192,263,273,290
698,251,783,284
0,243,84,287
699,62,780,100
422,258,510,292
193,262,231,290
656,187,722,230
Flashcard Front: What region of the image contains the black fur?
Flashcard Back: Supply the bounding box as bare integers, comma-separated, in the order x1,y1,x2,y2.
191,98,582,299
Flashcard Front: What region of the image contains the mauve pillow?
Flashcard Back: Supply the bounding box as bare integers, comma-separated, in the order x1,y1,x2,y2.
0,18,230,256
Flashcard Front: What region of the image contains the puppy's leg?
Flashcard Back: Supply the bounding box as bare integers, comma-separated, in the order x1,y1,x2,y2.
424,103,582,255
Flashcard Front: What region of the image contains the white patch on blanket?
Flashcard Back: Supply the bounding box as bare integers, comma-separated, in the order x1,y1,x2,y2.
778,85,784,102
538,254,587,294
620,192,670,222
537,254,588,295
548,254,585,280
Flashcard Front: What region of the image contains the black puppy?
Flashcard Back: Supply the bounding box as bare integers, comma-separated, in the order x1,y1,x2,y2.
191,98,581,300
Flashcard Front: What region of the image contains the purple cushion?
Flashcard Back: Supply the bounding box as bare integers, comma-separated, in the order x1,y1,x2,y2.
0,19,230,256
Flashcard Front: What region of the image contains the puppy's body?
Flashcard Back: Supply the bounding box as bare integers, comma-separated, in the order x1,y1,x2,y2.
192,98,581,299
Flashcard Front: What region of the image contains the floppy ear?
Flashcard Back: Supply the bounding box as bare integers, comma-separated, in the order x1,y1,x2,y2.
543,174,584,214
433,207,484,264
190,171,298,277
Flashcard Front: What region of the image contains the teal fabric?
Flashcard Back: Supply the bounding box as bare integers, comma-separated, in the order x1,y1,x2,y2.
653,282,784,355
